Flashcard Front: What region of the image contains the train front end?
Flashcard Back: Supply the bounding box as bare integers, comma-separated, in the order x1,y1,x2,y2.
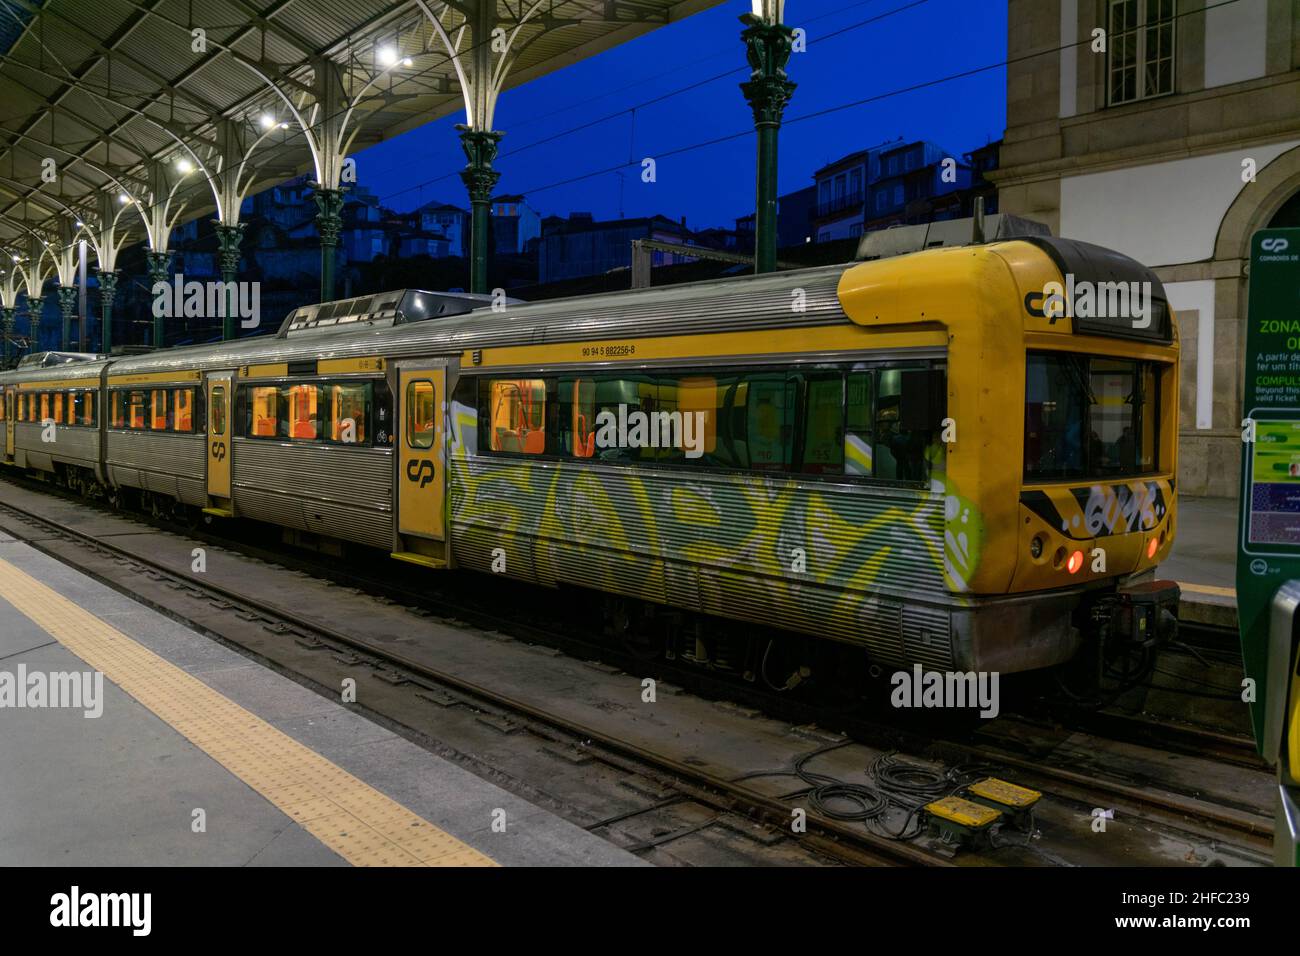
839,235,1181,676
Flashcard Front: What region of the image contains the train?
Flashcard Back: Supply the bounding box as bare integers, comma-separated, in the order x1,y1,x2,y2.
0,223,1182,686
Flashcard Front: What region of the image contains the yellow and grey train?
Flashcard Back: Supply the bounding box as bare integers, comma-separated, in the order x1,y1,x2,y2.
0,233,1181,679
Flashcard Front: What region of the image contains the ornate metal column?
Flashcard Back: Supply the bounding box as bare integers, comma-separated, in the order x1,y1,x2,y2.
146,251,170,347
1,307,13,367
458,127,502,295
740,1,796,275
98,271,118,354
312,189,343,304
214,222,244,340
57,286,77,352
25,296,43,350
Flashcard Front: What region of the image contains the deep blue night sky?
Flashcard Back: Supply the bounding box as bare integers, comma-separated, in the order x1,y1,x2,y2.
356,0,1008,230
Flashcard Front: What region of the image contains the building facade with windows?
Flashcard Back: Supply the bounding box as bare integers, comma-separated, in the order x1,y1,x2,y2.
991,0,1300,497
490,194,542,255
810,140,975,241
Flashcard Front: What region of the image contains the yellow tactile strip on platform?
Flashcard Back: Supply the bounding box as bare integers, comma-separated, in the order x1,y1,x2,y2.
0,557,496,867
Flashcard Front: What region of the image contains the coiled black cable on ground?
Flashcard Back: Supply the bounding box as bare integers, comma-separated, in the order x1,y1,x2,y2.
735,746,1003,842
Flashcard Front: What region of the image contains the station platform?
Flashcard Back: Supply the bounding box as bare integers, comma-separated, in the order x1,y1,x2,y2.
1158,495,1238,630
0,532,642,867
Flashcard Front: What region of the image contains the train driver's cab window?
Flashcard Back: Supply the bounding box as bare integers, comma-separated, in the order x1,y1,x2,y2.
329,383,370,445
250,386,278,437
488,379,546,454
1024,353,1159,480
406,381,435,449
210,387,226,435
285,384,319,440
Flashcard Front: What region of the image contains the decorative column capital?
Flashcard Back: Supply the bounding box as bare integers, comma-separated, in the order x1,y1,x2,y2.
739,18,796,128
56,286,77,309
457,126,503,203
97,270,119,298
213,222,244,278
311,188,345,248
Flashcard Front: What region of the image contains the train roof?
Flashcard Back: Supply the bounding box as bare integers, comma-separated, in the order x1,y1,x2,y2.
0,356,110,384
91,262,854,378
0,235,1174,385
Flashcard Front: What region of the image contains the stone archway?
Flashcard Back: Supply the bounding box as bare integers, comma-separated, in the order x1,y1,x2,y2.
1214,143,1300,261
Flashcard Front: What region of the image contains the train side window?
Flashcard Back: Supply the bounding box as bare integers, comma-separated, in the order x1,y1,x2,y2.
40,392,50,423
174,389,194,433
559,377,596,458
743,374,795,472
676,375,718,464
373,380,393,446
798,372,845,475
111,391,125,428
0,391,5,422
406,381,435,449
150,389,169,430
249,386,278,438
327,382,370,445
486,378,547,454
845,371,874,477
284,384,319,440
873,368,943,482
210,387,226,435
128,390,146,430
53,392,64,425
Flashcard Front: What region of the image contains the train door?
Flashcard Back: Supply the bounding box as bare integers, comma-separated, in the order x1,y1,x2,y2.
393,361,451,569
3,389,11,462
204,371,234,516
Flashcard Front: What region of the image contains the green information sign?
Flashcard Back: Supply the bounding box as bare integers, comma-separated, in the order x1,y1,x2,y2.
1238,228,1300,747
1239,227,1300,865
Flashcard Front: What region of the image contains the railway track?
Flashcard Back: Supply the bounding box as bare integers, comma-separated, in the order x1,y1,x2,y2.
0,474,1276,865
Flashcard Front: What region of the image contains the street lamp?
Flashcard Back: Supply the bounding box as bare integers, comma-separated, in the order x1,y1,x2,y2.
740,0,796,274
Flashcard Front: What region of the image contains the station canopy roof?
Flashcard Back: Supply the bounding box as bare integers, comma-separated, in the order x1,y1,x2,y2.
0,0,720,250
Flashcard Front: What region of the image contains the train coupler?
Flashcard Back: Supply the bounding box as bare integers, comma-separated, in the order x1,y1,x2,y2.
1108,579,1181,647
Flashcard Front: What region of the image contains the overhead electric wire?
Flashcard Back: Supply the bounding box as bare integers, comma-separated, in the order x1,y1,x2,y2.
375,0,1245,208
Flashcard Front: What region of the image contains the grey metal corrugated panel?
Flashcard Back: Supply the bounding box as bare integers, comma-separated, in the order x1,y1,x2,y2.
230,439,392,550
37,427,99,469
447,453,952,660
231,440,392,512
451,455,946,601
106,431,205,481
107,265,853,376
236,486,306,531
